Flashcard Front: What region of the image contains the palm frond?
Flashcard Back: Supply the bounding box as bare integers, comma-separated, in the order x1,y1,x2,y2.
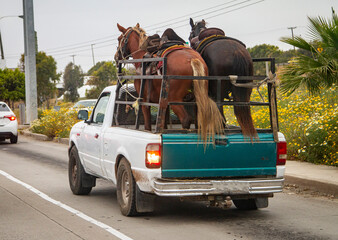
279,8,338,95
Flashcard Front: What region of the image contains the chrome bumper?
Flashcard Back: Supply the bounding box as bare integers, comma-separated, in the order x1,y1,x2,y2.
153,178,284,197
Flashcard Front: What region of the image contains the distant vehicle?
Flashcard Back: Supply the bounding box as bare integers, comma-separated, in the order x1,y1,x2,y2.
71,99,97,111
0,101,18,144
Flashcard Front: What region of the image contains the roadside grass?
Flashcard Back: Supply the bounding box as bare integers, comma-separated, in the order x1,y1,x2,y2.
225,84,337,166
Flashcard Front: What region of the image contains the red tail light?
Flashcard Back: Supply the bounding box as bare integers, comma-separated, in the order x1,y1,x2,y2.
277,141,287,165
5,115,16,121
146,144,161,168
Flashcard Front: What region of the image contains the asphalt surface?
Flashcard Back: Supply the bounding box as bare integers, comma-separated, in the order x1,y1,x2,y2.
0,134,337,240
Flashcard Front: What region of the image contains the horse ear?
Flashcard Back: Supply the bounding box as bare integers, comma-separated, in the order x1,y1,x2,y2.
190,18,194,28
117,23,127,33
202,19,206,25
136,23,140,28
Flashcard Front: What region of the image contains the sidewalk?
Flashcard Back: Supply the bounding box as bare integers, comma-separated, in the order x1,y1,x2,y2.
285,160,338,198
18,130,338,198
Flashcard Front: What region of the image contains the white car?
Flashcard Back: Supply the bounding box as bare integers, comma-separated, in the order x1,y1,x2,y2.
71,99,97,111
0,101,18,144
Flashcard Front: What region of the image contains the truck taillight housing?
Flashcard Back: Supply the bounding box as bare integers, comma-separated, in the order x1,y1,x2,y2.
146,143,161,168
5,115,16,121
277,141,287,165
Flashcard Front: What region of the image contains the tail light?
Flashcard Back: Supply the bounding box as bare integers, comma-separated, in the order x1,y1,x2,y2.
146,144,161,168
277,141,287,165
5,115,16,121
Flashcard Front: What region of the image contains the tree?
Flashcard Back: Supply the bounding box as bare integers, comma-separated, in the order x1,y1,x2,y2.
87,61,106,76
20,51,60,107
0,68,25,107
279,8,338,95
86,61,118,99
248,44,285,75
63,62,84,102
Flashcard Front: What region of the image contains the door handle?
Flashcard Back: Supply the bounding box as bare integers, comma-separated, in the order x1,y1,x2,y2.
94,133,99,139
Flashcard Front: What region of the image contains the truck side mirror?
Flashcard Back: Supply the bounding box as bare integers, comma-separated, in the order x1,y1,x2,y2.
78,110,88,121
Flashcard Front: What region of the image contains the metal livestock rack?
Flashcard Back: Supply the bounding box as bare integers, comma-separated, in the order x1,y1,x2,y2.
113,57,279,142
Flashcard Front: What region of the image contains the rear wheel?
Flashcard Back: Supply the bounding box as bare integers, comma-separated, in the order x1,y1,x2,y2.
68,146,93,195
10,135,18,144
233,199,258,210
117,158,137,216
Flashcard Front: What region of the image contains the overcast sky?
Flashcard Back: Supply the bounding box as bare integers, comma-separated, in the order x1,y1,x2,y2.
0,0,337,74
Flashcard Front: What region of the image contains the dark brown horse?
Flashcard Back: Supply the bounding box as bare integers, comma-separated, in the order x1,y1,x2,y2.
114,23,224,143
189,18,257,139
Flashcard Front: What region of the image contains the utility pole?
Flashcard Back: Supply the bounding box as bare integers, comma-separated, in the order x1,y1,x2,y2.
288,26,297,51
23,0,38,124
0,31,4,60
70,54,76,65
91,44,95,66
0,31,4,69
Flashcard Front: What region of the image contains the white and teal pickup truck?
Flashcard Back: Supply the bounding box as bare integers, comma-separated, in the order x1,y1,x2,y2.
68,64,287,216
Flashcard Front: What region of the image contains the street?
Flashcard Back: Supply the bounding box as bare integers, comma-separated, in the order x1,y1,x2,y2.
0,135,337,240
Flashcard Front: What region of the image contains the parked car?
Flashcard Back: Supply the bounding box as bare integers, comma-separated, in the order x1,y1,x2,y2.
0,101,18,144
71,99,97,111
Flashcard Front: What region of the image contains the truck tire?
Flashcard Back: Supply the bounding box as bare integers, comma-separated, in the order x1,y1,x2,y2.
10,135,18,144
68,146,93,195
233,199,258,210
116,158,138,216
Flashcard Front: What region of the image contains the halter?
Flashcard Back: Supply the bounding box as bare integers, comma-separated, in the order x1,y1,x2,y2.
189,22,207,41
117,28,143,61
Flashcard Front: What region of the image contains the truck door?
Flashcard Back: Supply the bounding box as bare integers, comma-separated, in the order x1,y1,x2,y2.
80,92,110,176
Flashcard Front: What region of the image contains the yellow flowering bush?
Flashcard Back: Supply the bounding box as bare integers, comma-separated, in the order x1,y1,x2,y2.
225,84,337,166
30,107,81,138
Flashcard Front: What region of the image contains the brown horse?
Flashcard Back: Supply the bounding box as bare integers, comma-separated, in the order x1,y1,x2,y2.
114,23,224,143
189,18,257,139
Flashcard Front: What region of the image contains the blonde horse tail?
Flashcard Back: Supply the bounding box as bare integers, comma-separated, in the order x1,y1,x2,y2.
191,58,225,145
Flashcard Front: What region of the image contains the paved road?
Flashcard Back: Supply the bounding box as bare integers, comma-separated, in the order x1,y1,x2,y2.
0,136,337,240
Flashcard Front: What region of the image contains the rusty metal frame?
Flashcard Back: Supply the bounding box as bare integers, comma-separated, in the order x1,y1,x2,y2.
114,57,279,141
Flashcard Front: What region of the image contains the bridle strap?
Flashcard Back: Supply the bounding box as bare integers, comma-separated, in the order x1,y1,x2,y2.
118,28,143,60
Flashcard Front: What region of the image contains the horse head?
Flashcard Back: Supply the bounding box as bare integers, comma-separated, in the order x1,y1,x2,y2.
114,23,147,63
189,18,206,43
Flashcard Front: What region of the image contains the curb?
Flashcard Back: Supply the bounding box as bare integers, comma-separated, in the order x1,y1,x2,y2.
285,175,338,198
20,129,69,145
20,129,51,141
53,137,69,145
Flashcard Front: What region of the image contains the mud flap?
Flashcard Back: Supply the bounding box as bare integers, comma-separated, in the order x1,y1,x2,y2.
82,174,96,188
255,197,269,208
136,185,155,213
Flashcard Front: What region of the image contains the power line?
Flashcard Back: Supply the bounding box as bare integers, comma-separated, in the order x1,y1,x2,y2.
45,0,264,58
143,0,240,29
44,0,252,55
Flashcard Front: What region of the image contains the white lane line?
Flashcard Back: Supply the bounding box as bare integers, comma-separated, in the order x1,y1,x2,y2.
0,170,133,240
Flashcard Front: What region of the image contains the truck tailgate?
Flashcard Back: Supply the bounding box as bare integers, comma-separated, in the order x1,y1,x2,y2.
161,133,277,178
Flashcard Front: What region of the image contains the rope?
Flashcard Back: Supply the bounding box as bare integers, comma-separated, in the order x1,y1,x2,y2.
230,72,277,102
116,77,142,113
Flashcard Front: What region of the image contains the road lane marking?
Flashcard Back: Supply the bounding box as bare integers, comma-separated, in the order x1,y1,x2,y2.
0,170,134,240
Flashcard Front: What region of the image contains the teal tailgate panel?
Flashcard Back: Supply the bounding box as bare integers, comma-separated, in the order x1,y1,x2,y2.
161,133,277,178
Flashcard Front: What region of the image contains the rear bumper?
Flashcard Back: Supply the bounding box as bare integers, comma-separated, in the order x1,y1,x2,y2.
153,178,284,197
0,131,16,139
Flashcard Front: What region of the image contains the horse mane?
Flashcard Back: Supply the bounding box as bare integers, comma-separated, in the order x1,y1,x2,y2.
132,25,147,47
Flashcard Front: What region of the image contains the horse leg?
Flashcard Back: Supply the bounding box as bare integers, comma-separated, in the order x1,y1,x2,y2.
142,105,152,131
171,105,191,129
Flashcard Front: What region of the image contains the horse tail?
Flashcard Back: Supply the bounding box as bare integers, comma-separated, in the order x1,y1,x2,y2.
234,104,257,139
232,54,258,140
191,58,225,145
